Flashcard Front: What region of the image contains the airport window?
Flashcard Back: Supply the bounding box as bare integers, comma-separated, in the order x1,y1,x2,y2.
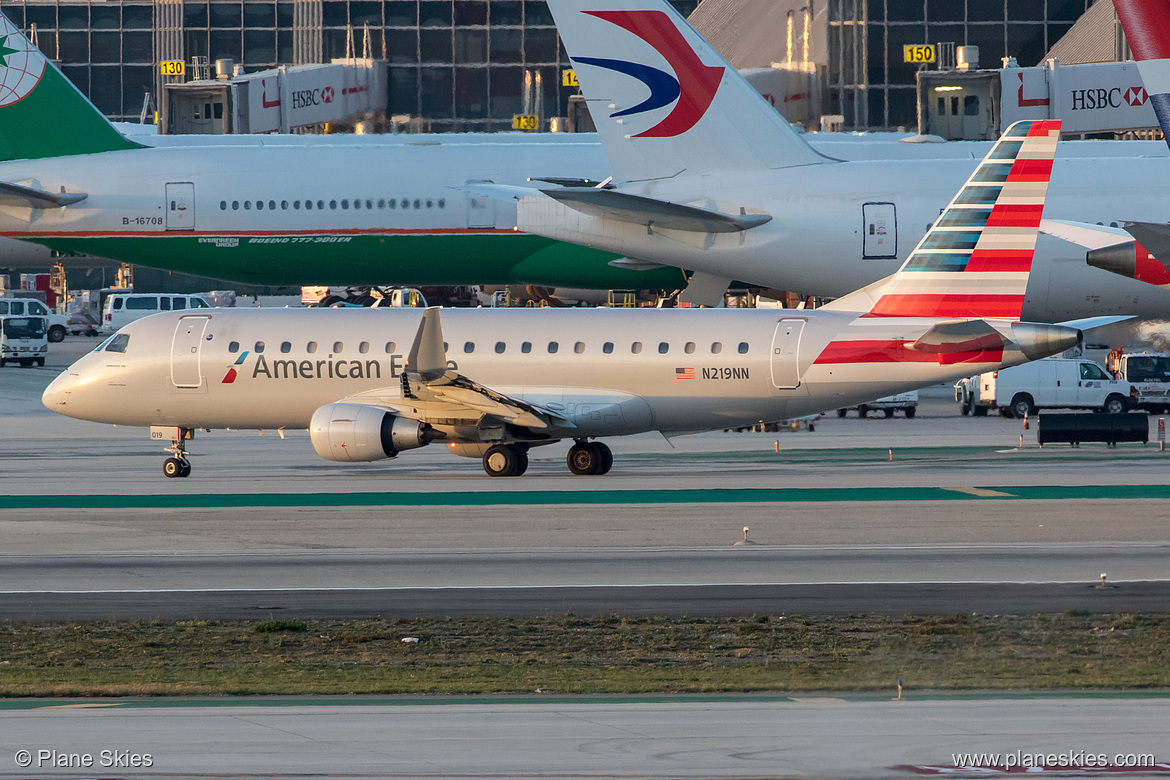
711,342,722,354
631,341,642,354
464,341,475,353
385,341,396,353
220,200,227,210
268,200,276,210
307,341,317,354
521,341,531,353
359,342,370,354
330,200,337,210
333,341,343,353
548,341,559,353
228,341,239,353
232,201,239,210
280,341,292,354
495,341,506,354
658,342,669,354
342,199,350,209
685,341,696,354
255,341,265,353
738,342,749,354
603,342,614,354
105,333,130,353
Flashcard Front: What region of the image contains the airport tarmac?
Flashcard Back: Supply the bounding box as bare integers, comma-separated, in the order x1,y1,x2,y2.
3,337,1170,620
0,694,1165,779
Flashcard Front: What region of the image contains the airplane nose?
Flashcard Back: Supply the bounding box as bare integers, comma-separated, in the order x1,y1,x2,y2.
42,371,79,413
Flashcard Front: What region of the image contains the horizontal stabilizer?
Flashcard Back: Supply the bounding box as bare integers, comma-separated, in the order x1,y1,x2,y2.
542,188,771,233
908,320,1008,354
1039,218,1129,250
0,181,87,209
1056,315,1135,333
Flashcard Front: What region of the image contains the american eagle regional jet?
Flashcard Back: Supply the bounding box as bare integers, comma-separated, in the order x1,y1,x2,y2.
44,120,1122,478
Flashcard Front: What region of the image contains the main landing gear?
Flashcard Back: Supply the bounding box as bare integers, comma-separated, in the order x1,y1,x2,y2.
567,440,613,476
482,444,530,477
162,427,194,478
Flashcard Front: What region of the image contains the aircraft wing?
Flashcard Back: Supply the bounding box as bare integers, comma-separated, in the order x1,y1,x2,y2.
0,181,87,209
541,188,771,233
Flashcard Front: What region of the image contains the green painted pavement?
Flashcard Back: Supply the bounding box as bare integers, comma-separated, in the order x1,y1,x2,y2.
3,484,1170,509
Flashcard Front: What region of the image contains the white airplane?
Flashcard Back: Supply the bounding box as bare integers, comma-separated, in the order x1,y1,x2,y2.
468,0,1170,320
44,120,1121,478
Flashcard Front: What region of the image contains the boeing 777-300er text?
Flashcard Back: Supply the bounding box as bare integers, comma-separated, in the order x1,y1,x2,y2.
44,120,1124,478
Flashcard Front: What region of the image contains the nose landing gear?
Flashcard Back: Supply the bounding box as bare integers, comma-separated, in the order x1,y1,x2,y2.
161,427,194,478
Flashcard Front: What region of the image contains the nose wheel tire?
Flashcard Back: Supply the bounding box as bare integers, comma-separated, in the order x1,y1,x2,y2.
163,457,191,478
567,441,613,475
482,444,528,477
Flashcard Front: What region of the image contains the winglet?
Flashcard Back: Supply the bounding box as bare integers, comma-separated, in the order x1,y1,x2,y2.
407,307,448,381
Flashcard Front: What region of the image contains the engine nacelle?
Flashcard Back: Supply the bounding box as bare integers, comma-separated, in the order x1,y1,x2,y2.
1010,322,1082,361
309,402,436,462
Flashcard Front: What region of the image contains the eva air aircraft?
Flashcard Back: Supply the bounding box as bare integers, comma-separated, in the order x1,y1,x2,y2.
0,13,680,292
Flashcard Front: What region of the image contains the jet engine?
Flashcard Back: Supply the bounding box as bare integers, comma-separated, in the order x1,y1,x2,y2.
1010,322,1082,361
309,402,441,462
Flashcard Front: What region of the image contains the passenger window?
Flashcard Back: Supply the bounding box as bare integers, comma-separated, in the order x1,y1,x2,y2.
280,341,292,353
354,199,362,209
305,200,312,210
307,341,317,353
438,198,446,208
256,201,264,211
126,297,157,310
658,342,669,354
359,341,370,354
385,341,396,353
521,341,531,353
389,199,397,209
548,341,559,354
329,200,337,210
341,199,349,209
378,199,386,208
228,341,239,353
232,201,239,210
495,342,505,354
317,200,325,209
8,302,21,314
268,200,276,210
574,341,585,354
631,341,642,354
414,199,421,209
685,341,696,354
112,299,123,310
255,341,265,353
281,201,289,210
105,333,130,353
366,200,373,209
333,341,343,353
711,342,722,354
0,302,7,314
603,342,614,354
244,201,251,210
294,201,301,210
220,200,227,210
464,341,475,353
738,342,749,354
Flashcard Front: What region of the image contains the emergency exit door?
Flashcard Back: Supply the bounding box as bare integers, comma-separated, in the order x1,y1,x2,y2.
171,315,209,388
863,202,897,259
770,318,807,390
166,182,195,231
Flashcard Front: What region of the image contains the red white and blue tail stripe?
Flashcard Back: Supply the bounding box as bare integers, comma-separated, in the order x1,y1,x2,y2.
1113,0,1170,151
864,119,1060,319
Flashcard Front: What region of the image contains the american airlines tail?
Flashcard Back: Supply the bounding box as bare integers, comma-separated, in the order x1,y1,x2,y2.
544,0,829,182
828,120,1061,319
1114,0,1170,150
0,12,140,161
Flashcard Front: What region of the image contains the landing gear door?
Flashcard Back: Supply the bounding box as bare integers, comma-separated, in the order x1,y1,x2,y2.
770,318,808,391
171,315,210,389
863,202,897,259
166,182,195,231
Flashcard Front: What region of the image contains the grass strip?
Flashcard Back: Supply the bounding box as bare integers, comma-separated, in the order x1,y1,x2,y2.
2,612,1169,697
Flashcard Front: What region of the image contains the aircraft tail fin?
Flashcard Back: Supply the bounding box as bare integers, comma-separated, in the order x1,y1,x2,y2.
544,0,829,182
827,120,1061,318
0,13,141,161
1113,0,1170,150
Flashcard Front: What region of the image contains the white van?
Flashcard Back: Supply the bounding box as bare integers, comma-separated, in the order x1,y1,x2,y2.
0,295,68,342
974,358,1134,418
101,293,211,333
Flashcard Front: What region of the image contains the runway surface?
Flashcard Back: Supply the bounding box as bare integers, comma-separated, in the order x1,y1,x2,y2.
0,695,1165,779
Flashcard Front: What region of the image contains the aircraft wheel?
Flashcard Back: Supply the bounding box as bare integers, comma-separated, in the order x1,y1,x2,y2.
836,409,848,418
483,444,521,477
905,407,916,419
163,457,185,478
178,458,192,478
857,404,869,418
594,442,613,475
883,408,895,418
567,441,602,475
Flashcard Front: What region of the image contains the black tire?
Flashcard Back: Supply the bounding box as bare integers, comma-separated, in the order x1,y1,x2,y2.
567,442,601,475
48,325,66,343
18,358,32,368
482,444,520,477
905,407,916,419
857,404,869,418
178,459,192,478
318,294,344,307
594,442,613,475
836,409,848,418
1103,394,1128,415
973,405,989,417
34,357,44,367
1011,394,1035,419
163,457,184,478
960,403,970,416
883,408,895,418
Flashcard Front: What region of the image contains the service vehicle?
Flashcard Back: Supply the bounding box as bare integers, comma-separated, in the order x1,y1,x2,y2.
965,358,1134,418
1105,351,1170,413
101,293,212,333
0,314,48,366
0,293,67,342
836,391,918,418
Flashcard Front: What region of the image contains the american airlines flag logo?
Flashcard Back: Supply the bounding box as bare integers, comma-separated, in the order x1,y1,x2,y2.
675,367,694,379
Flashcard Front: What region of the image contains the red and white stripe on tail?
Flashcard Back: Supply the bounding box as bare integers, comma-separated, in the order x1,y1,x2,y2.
862,119,1060,319
1113,0,1170,151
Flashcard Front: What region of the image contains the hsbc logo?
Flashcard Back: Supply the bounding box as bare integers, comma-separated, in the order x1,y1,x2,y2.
1070,85,1148,111
291,86,339,109
321,86,335,103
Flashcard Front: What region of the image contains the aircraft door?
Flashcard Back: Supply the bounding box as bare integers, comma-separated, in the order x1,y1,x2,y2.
862,202,897,259
165,182,195,231
171,315,210,389
770,318,806,390
466,180,495,229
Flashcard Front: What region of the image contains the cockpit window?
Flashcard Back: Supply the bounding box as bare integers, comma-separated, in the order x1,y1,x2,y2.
105,333,130,353
93,336,115,352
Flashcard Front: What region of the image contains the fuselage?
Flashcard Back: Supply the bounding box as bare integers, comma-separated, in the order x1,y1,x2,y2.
44,307,1037,440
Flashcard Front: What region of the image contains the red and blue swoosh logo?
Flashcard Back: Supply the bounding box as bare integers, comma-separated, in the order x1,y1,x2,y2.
222,351,249,384
573,10,723,138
